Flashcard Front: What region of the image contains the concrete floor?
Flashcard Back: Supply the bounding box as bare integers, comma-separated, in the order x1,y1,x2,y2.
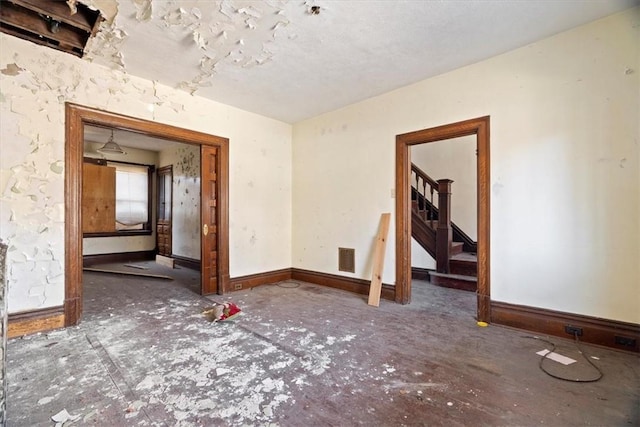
6,264,640,426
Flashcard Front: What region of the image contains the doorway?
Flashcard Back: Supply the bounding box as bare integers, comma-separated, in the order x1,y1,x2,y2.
65,103,229,326
157,165,173,257
395,116,490,322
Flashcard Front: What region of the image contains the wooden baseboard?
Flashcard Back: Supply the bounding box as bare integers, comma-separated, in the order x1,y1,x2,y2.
83,250,155,267
291,268,395,301
228,268,292,292
411,267,431,281
228,267,396,302
172,255,201,271
8,306,65,338
491,301,640,353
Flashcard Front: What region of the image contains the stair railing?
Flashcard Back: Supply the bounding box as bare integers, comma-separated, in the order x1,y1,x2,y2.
411,164,437,228
411,164,453,273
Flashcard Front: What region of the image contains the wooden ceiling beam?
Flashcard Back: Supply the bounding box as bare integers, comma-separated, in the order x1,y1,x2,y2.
6,0,97,32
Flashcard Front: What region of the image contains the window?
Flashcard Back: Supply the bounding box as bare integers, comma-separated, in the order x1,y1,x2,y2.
110,162,150,230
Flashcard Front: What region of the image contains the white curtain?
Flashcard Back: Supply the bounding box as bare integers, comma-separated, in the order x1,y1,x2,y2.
110,163,148,226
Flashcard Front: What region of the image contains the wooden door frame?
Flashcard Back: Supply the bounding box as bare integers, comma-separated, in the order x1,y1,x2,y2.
395,116,490,322
65,103,229,326
156,164,173,257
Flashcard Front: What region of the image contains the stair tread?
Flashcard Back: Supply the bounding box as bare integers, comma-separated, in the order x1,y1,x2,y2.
450,252,477,262
429,272,477,282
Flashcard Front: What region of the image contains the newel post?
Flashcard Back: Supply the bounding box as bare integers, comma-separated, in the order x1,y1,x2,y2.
436,179,453,273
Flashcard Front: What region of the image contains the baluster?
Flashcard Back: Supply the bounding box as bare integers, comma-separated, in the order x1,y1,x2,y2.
411,170,420,212
429,186,434,228
422,180,427,219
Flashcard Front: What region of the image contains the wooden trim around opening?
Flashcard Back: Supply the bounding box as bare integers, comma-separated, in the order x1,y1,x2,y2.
229,268,293,291
8,306,65,338
396,116,490,321
492,301,640,353
291,268,395,301
66,103,230,326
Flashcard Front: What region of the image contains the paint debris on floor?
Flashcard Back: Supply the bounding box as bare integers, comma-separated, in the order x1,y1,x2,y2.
6,273,640,426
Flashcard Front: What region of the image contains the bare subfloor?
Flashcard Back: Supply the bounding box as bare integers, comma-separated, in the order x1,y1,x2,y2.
7,269,640,426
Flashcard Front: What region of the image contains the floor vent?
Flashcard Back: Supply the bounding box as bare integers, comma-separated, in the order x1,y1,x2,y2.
338,248,355,273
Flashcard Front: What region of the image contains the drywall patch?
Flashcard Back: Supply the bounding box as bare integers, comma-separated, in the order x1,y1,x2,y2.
1,64,23,76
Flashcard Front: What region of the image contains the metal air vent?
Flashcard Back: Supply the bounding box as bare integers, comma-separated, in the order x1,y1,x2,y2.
338,248,355,273
0,0,102,57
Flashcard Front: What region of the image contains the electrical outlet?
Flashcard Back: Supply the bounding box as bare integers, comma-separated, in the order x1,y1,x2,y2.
615,336,636,347
564,325,583,336
234,283,242,290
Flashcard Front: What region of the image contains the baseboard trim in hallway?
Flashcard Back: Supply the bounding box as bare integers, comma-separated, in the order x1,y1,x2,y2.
291,268,395,301
229,268,396,302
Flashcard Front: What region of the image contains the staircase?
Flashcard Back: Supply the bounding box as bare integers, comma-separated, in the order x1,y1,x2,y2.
411,163,477,292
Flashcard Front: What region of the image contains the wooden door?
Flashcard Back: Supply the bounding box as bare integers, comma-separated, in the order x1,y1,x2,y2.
157,165,172,256
82,162,116,233
201,146,219,294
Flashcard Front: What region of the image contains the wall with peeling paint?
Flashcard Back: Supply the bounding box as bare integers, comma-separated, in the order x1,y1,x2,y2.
158,144,201,261
292,9,640,323
0,34,292,314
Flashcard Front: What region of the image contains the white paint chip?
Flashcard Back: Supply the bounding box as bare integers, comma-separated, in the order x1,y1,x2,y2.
51,408,80,426
133,0,152,22
216,367,230,376
37,396,54,405
193,30,208,50
536,349,577,365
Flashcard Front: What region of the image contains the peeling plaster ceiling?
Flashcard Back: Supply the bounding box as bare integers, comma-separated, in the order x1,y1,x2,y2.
85,0,637,123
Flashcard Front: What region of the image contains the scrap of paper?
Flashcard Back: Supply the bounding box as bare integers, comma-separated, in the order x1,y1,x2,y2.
536,349,577,365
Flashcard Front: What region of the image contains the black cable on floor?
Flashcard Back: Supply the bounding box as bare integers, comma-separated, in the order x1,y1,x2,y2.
527,334,603,383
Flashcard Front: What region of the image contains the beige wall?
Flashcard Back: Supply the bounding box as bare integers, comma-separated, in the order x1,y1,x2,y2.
293,9,640,323
0,34,292,313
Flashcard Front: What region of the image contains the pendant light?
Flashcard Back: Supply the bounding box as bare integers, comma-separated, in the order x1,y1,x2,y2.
97,129,125,155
